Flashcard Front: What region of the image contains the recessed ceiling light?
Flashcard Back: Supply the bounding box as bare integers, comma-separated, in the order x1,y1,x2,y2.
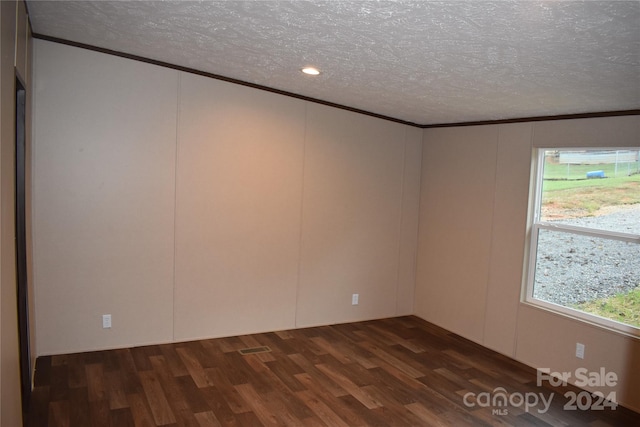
301,67,320,76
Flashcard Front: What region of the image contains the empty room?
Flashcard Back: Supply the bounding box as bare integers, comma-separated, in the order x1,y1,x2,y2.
0,1,639,426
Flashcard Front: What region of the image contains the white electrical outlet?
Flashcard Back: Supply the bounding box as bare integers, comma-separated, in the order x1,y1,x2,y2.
576,342,585,359
352,293,359,305
102,314,112,329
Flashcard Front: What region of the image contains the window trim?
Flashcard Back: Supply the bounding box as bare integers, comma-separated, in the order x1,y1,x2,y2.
524,147,640,337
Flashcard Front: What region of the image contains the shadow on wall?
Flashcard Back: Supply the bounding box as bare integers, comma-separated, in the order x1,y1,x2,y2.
621,339,640,414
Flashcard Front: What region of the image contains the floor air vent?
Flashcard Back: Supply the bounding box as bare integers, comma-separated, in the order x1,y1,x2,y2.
238,346,272,355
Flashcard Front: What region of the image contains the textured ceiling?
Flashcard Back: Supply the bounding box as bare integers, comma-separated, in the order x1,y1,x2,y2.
27,0,640,125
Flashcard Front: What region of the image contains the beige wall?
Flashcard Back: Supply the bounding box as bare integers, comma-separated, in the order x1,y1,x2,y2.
30,32,640,415
297,104,421,327
32,40,422,355
0,1,31,425
174,73,306,340
416,125,499,343
415,115,640,411
33,42,178,355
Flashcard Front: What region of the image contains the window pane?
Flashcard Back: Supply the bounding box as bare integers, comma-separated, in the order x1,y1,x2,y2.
540,149,640,234
533,228,640,327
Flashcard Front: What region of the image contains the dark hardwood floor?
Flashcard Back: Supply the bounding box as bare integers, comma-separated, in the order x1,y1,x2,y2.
26,316,640,426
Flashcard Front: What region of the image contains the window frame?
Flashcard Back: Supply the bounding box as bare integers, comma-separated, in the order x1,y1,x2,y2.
524,147,640,337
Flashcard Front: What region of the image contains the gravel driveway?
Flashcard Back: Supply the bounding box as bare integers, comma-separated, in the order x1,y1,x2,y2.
533,204,640,306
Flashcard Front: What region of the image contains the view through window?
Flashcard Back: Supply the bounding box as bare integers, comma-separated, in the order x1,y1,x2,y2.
527,149,640,334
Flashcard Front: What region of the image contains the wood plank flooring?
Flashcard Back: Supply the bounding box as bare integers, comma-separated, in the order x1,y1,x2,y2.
26,316,640,426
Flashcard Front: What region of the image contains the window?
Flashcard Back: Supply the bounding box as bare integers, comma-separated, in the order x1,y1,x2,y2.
526,148,640,335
